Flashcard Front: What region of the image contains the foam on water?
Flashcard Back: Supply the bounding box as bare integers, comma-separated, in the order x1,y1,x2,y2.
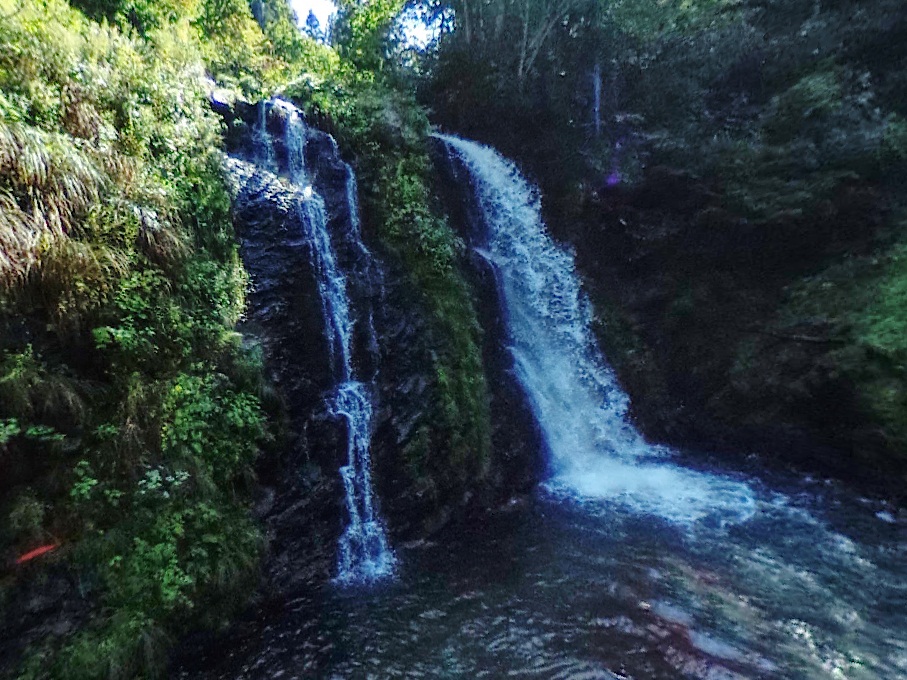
438,133,755,525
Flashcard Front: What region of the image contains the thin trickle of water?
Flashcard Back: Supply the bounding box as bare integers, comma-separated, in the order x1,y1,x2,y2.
334,382,395,581
592,61,602,137
438,134,755,525
254,101,275,172
252,99,395,583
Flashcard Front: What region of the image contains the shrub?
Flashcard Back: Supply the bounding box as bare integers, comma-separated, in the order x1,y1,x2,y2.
0,1,267,676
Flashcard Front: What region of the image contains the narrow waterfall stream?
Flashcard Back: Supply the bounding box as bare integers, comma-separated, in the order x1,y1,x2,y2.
233,100,395,584
190,135,907,680
592,61,602,137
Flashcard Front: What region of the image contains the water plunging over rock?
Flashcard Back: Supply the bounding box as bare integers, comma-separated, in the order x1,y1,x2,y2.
177,129,907,680
436,134,755,525
226,99,395,584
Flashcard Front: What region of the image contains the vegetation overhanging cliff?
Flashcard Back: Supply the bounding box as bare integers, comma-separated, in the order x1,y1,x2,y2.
3,0,907,676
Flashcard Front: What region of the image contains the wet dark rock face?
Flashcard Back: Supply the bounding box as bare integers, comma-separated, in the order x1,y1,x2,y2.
225,158,344,593
222,100,388,593
217,101,544,596
368,247,544,540
0,566,90,676
368,271,445,536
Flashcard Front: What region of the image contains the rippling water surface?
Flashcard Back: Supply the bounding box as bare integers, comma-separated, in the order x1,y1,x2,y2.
184,475,906,680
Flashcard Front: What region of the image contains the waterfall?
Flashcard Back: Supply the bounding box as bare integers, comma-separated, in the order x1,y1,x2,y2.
246,100,395,583
592,61,602,138
437,135,755,525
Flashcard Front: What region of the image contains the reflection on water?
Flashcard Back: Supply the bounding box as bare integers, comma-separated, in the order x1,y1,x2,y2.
181,475,906,680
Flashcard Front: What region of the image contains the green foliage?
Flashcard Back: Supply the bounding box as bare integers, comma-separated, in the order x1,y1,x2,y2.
860,259,907,357
0,0,267,676
65,0,333,98
7,489,46,544
708,63,900,219
333,0,406,72
195,0,275,95
161,371,265,487
613,0,740,38
716,138,860,220
880,114,907,168
71,0,201,33
762,69,844,145
22,497,260,680
778,231,907,455
199,0,343,97
0,418,21,444
70,460,100,502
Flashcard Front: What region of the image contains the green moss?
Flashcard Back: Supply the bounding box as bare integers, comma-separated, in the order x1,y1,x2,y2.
762,69,844,145
849,244,907,451
880,115,907,166
779,221,907,455
857,248,907,357
288,74,493,488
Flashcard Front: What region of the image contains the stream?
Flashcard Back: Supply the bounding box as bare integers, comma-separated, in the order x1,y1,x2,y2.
181,472,905,679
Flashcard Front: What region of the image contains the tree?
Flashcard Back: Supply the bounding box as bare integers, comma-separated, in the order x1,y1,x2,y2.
304,9,324,41
441,0,591,89
334,0,406,72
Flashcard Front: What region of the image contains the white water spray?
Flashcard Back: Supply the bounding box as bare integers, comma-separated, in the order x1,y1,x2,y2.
438,134,755,525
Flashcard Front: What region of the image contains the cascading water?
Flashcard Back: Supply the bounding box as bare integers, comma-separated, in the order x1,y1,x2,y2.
242,100,395,583
184,130,907,680
592,61,602,137
437,134,755,525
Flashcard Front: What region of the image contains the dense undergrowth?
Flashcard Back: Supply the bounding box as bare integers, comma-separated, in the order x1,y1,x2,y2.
0,0,297,676
771,211,907,461
605,0,907,479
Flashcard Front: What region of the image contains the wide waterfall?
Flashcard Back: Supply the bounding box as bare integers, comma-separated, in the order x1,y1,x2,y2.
238,100,395,583
438,134,755,525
